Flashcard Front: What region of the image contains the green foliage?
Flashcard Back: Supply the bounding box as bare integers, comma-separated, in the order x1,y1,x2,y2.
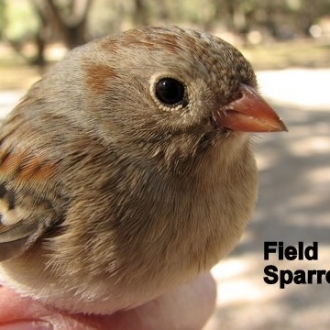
0,0,8,37
1,0,39,42
1,0,330,66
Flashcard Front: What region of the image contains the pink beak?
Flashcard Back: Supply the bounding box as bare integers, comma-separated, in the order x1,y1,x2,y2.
213,84,288,132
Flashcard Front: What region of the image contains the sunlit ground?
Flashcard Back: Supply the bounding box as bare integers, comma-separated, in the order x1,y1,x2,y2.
0,56,329,328
258,69,330,109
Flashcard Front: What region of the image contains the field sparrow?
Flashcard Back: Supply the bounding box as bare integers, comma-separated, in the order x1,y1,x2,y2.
0,26,287,315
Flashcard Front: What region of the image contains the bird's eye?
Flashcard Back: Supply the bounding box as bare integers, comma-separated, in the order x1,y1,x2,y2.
155,78,187,107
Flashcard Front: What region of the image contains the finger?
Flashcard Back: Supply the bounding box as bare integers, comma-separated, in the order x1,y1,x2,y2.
0,273,216,330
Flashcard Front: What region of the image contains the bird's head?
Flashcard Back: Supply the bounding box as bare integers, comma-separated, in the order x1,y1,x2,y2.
37,26,287,169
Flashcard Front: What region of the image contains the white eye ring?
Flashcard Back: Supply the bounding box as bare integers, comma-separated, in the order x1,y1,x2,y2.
150,74,188,112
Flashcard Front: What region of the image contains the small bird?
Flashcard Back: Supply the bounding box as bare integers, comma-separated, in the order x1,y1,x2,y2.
0,26,286,314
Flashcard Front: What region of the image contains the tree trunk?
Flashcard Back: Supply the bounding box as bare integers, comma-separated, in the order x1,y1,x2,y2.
31,0,93,49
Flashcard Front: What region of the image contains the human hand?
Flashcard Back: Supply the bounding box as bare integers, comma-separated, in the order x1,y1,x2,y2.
0,273,216,330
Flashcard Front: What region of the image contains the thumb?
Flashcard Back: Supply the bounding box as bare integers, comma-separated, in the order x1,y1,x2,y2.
0,273,216,330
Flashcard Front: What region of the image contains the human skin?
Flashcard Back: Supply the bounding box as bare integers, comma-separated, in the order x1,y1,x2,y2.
0,273,216,330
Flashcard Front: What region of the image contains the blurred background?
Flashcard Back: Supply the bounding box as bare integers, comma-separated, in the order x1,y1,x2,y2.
0,0,329,329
